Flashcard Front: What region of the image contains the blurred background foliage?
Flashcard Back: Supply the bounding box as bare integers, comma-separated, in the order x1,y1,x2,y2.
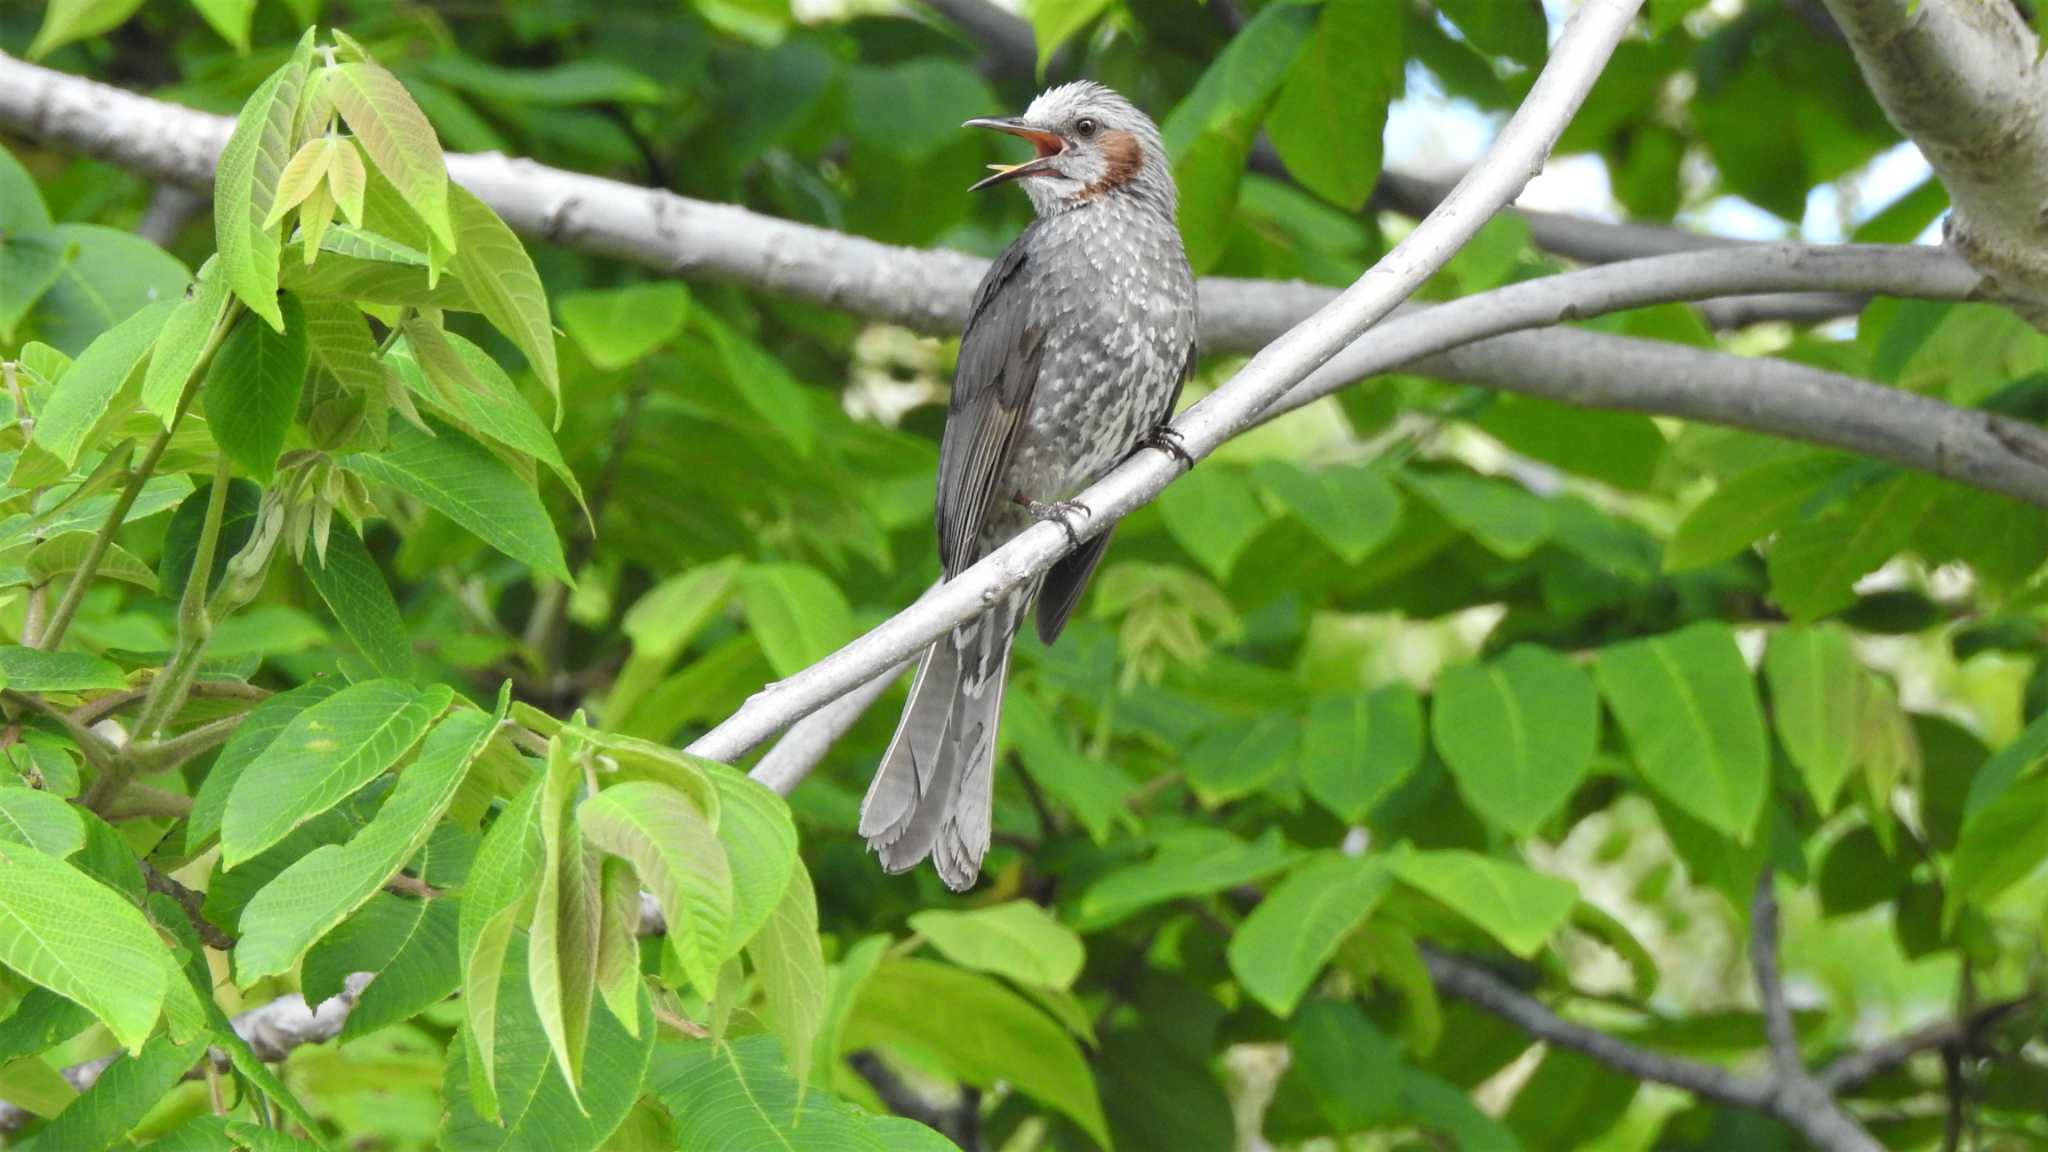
4,0,2048,1148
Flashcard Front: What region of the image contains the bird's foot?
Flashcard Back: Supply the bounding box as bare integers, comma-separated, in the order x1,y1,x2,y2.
1014,493,1091,548
1145,424,1196,471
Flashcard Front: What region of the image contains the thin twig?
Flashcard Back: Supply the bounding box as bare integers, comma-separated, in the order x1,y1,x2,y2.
143,861,235,950
1753,873,1806,1082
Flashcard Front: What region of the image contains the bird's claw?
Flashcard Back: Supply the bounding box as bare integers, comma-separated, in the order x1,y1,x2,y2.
1018,496,1090,549
1145,425,1196,471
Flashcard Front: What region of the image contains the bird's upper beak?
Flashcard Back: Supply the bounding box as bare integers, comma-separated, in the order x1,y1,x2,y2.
965,117,1065,191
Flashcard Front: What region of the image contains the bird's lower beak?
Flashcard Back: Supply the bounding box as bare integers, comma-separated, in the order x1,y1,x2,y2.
965,117,1065,191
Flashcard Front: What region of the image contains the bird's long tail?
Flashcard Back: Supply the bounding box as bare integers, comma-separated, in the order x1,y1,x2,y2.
858,594,1020,890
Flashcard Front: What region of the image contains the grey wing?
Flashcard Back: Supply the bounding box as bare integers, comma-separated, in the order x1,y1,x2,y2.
934,230,1046,577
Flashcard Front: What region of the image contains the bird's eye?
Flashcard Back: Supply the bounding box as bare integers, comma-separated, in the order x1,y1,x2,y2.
1075,117,1098,138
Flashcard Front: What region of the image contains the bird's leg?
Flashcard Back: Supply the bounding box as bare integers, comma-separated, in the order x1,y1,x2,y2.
1012,492,1089,549
1143,423,1196,471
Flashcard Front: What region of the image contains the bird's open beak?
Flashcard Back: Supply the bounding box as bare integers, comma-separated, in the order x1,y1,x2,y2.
965,117,1065,191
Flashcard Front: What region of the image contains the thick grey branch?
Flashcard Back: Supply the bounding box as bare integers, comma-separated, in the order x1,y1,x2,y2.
1821,0,2048,314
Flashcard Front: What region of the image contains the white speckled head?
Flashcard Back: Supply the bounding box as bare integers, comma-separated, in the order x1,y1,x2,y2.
966,81,1176,219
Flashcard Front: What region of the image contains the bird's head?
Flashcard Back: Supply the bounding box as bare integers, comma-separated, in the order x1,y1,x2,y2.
965,81,1174,217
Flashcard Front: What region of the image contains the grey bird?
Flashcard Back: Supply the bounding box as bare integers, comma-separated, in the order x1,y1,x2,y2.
858,82,1199,890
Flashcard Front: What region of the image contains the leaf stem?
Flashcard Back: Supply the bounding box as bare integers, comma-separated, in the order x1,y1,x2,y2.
37,303,238,653
131,454,234,745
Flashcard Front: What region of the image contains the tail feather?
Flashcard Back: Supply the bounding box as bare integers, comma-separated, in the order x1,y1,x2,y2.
861,600,1019,888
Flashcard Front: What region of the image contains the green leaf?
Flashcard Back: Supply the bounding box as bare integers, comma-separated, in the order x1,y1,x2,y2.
559,282,691,371
305,518,414,678
188,0,255,52
19,1036,196,1152
0,144,50,232
746,861,826,1093
0,646,125,692
1288,999,1402,1133
28,0,145,59
1437,0,1549,63
204,298,308,484
1159,466,1269,580
1267,0,1402,209
459,779,545,1114
1767,472,1940,620
580,781,733,996
1029,0,1112,74
529,732,600,1094
1160,1,1316,155
1300,685,1423,823
1388,849,1578,958
219,678,450,868
1502,1046,1637,1151
700,313,815,455
910,900,1086,991
159,478,261,602
0,230,69,344
1254,461,1402,562
233,705,498,980
13,298,176,488
649,1035,961,1152
443,943,655,1151
25,534,154,589
340,418,569,581
422,56,666,107
738,563,854,679
1595,622,1770,841
390,325,581,504
327,62,456,251
1763,625,1862,812
1185,712,1297,805
447,185,559,418
0,789,85,858
188,678,341,852
1951,771,2048,914
1228,853,1391,1017
1078,827,1294,929
1433,646,1600,836
214,40,313,332
593,860,643,1036
1403,471,1551,559
704,765,798,961
0,842,169,1053
26,225,190,357
140,264,233,425
1476,396,1668,493
847,957,1109,1146
301,892,460,1041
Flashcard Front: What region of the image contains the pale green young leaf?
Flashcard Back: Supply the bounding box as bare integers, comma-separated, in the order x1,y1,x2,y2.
910,900,1085,990
215,37,314,332
745,860,827,1093
294,181,338,266
444,943,655,1152
1300,685,1423,823
219,679,451,868
464,904,521,1122
1388,849,1578,958
27,0,145,60
203,297,308,484
579,781,733,996
529,732,601,1096
264,137,338,230
704,764,797,960
141,261,233,425
188,678,343,852
649,1035,961,1152
1433,645,1600,836
12,298,175,488
846,958,1110,1146
1764,625,1863,812
1228,853,1390,1017
558,282,691,372
0,1055,79,1119
280,227,476,309
0,843,169,1053
738,563,854,679
25,534,156,589
339,418,570,581
326,62,456,251
594,859,643,1037
447,185,560,420
233,705,498,981
0,646,125,692
0,790,85,859
1595,622,1770,841
326,137,368,227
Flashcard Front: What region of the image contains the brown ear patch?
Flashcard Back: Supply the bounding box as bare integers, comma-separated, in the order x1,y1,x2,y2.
1084,130,1145,197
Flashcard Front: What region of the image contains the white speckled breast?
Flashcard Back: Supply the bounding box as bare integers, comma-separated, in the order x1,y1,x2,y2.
978,194,1197,550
